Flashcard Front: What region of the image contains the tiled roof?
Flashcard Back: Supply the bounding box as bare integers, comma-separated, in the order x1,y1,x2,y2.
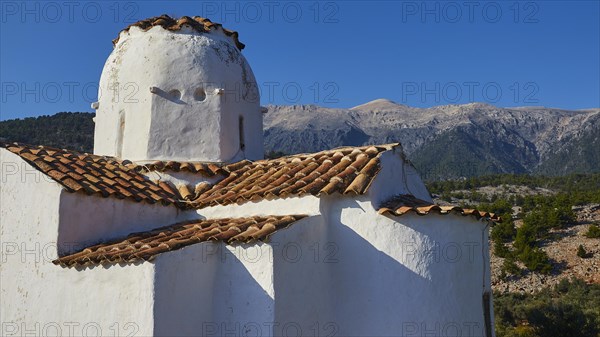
114,15,245,50
378,194,501,222
53,215,306,267
1,142,398,209
187,144,397,208
0,142,182,206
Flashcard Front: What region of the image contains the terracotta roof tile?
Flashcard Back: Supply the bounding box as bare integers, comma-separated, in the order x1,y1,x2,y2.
134,160,227,176
114,15,245,50
53,215,306,267
0,142,182,207
378,194,501,222
1,142,400,209
187,144,397,208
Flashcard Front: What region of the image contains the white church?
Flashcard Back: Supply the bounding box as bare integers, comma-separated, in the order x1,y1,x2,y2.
0,15,498,337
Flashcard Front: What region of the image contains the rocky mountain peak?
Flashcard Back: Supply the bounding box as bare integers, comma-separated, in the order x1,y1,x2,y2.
264,100,600,179
350,98,408,111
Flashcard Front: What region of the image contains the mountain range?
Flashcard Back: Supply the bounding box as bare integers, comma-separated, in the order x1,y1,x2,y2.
1,100,598,180
264,99,600,179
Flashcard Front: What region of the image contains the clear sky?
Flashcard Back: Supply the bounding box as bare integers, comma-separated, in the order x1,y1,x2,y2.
0,1,598,120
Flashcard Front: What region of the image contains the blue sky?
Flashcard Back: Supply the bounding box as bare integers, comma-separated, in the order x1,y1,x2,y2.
0,1,598,120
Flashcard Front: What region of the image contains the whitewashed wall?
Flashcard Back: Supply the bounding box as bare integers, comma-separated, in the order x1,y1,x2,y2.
324,196,493,337
2,147,493,337
152,241,279,336
197,195,322,219
94,26,263,162
152,195,492,337
152,242,217,336
0,149,156,337
367,147,432,206
271,215,335,337
57,192,196,255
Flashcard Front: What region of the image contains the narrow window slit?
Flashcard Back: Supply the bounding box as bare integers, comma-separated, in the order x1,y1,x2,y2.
239,116,245,151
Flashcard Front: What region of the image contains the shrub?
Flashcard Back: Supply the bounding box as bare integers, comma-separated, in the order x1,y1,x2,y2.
525,301,599,337
502,257,523,276
513,325,536,337
514,223,538,251
522,204,575,233
585,224,600,238
518,246,552,274
492,221,517,243
494,279,600,337
494,240,512,258
577,245,591,259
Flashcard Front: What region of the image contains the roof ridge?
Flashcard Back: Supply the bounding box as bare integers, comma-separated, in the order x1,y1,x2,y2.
119,143,402,174
186,144,399,208
1,140,80,154
1,141,404,209
254,143,401,164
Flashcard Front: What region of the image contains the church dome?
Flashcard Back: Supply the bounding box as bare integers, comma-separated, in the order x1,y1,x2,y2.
93,15,262,162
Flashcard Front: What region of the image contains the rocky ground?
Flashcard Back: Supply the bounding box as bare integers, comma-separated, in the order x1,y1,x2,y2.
491,204,600,294
458,184,555,199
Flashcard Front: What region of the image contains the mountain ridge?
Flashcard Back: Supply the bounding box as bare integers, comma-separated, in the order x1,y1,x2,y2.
263,100,600,179
1,101,598,179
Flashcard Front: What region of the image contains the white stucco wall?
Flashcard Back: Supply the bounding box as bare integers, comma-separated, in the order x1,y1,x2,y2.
197,195,322,219
152,243,217,336
211,243,275,334
2,147,493,337
140,170,224,190
152,240,278,337
155,147,470,334
57,192,196,255
270,215,336,337
367,147,432,206
152,189,493,337
151,215,327,337
94,26,263,162
0,149,156,337
321,195,493,337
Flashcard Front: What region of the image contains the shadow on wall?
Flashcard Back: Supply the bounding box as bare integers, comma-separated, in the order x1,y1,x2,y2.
56,192,198,256
326,221,433,336
152,242,275,337
270,208,441,336
272,215,335,337
298,197,487,337
151,209,488,337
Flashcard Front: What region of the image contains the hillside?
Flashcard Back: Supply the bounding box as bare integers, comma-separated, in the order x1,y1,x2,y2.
1,101,599,179
427,173,600,336
2,111,599,336
264,100,600,179
0,112,94,152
